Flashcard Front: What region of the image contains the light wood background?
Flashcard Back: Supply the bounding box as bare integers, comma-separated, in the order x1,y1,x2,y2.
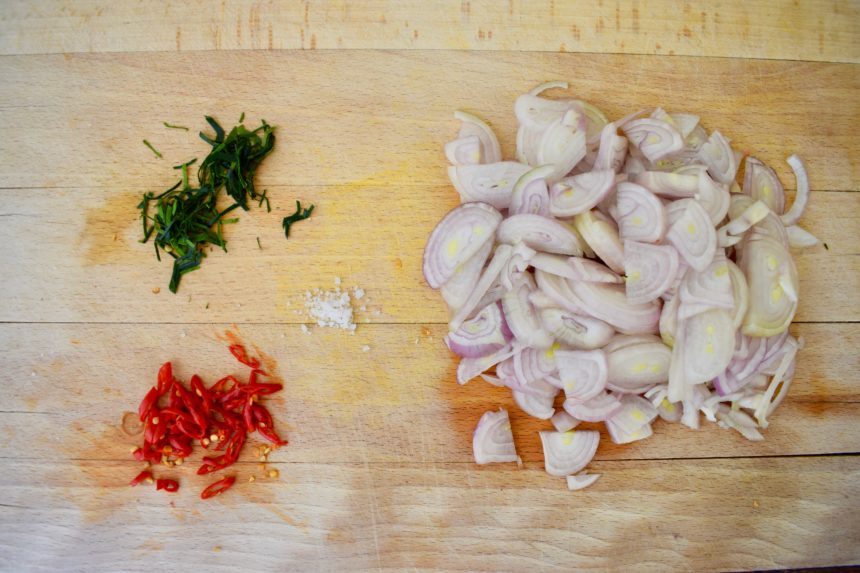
0,2,858,572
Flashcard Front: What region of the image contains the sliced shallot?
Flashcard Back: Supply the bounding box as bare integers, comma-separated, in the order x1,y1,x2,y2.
449,162,532,208
622,118,684,162
635,170,698,198
473,409,520,464
781,154,810,226
593,122,629,172
698,130,738,184
510,165,553,216
449,244,513,332
567,472,601,490
456,343,518,385
531,252,622,284
605,395,658,444
743,156,785,214
569,279,661,335
538,306,616,350
538,109,588,181
423,202,501,289
696,170,731,225
681,308,735,384
615,182,666,243
445,301,510,358
623,241,679,304
513,386,556,420
454,110,503,164
539,430,600,477
739,236,798,337
444,135,482,166
502,274,554,349
564,391,623,422
441,238,493,312
549,169,617,217
574,210,625,274
606,338,671,393
428,87,814,487
497,214,585,256
555,349,608,403
551,410,581,432
666,198,717,271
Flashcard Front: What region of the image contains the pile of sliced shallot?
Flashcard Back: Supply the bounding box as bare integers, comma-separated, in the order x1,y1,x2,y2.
424,81,817,489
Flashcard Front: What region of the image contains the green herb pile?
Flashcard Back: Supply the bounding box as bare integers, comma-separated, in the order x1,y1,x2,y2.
138,116,314,293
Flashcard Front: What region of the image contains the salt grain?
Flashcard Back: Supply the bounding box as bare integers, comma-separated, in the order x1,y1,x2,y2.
304,279,360,333
353,287,365,300
300,324,310,334
361,345,370,352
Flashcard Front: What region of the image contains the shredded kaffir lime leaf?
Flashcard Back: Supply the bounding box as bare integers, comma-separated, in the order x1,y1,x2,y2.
138,116,276,293
143,139,163,159
282,201,315,239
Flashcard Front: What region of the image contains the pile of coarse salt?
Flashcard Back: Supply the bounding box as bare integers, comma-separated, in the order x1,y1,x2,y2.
303,277,365,334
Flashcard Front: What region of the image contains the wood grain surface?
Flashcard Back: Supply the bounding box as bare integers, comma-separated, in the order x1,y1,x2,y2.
1,0,858,63
0,2,858,572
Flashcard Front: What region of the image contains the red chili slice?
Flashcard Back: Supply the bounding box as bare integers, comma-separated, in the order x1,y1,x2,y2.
200,476,236,499
210,375,239,394
166,387,183,410
229,344,260,369
143,412,159,444
217,386,243,405
243,398,255,432
175,416,205,440
138,387,159,421
223,429,246,465
151,414,167,445
247,369,269,385
190,375,212,415
155,478,179,492
169,435,193,458
241,382,283,396
197,455,226,475
211,406,242,430
257,425,288,447
251,404,273,428
129,470,153,487
159,407,185,420
157,362,173,395
212,431,230,451
131,346,288,501
221,397,247,412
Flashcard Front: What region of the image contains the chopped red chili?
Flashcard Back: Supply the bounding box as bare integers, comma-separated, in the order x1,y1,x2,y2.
223,429,246,465
138,387,159,421
129,345,288,502
247,369,269,385
190,375,212,415
257,425,288,447
229,344,260,369
129,470,153,487
200,476,236,499
243,398,255,433
157,362,173,395
155,478,179,492
175,416,205,440
241,382,283,396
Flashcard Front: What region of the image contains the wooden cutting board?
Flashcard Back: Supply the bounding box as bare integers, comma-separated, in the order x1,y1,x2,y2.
0,2,858,571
